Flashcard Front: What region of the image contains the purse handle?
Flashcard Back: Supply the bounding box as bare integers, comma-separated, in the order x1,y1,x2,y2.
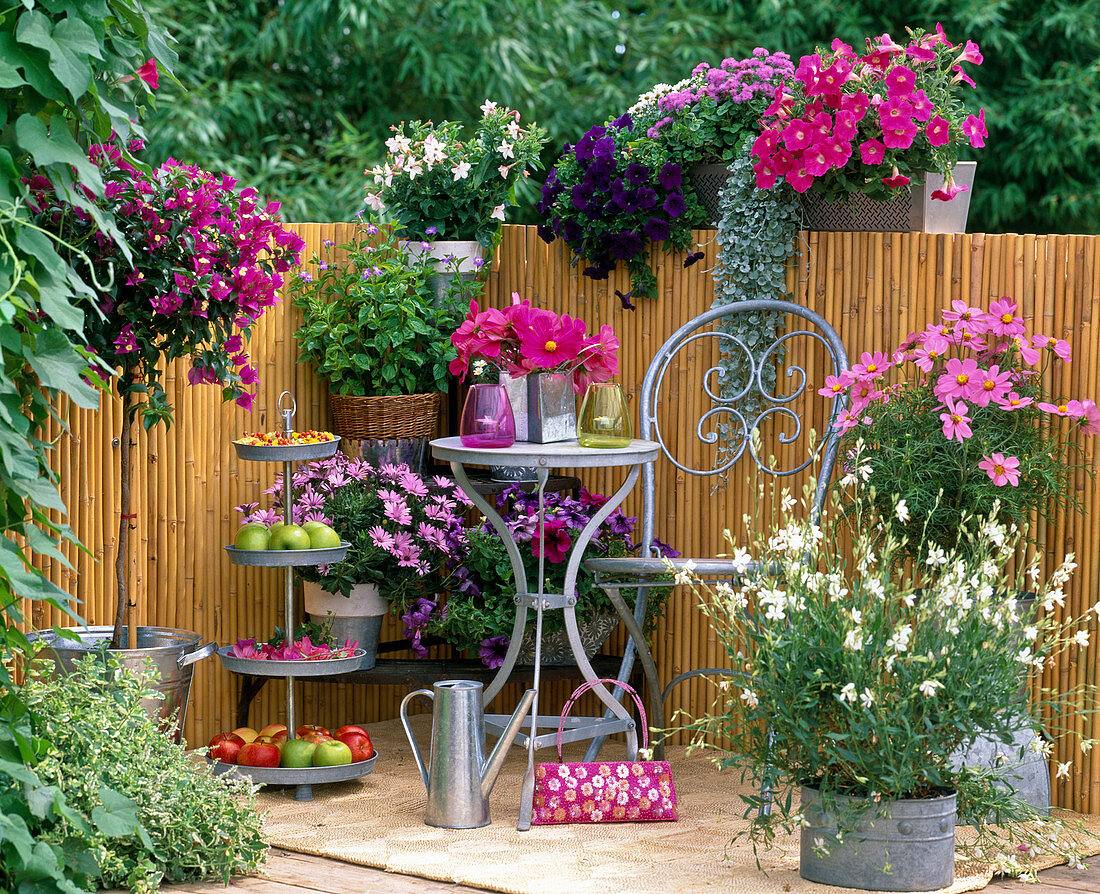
557,678,647,760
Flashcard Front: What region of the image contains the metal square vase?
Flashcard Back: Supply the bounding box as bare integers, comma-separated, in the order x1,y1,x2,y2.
501,373,577,443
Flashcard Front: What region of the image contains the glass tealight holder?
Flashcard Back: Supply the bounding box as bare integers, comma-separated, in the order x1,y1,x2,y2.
459,383,516,448
577,383,632,448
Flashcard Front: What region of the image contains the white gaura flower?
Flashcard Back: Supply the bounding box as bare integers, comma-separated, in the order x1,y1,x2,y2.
838,683,857,703
451,161,472,180
781,492,797,513
843,628,864,652
672,559,696,585
918,679,943,698
1050,554,1077,588
1056,761,1073,780
1081,740,1095,755
1016,647,1032,665
731,546,753,574
1028,737,1054,758
887,623,912,653
865,577,885,599
1027,564,1042,586
981,520,1007,547
860,688,875,708
1073,630,1090,648
858,462,873,481
895,499,910,523
1043,588,1066,612
925,547,947,566
740,688,759,708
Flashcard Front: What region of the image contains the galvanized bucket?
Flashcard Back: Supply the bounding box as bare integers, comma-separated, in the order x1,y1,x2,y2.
799,786,956,891
30,626,215,743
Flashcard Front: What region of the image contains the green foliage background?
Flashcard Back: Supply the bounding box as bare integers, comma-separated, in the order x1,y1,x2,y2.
144,0,1100,233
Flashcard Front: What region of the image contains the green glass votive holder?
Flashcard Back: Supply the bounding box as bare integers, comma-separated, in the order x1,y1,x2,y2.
577,383,632,448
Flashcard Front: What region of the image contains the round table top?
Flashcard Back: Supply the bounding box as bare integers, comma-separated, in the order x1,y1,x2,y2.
430,437,661,469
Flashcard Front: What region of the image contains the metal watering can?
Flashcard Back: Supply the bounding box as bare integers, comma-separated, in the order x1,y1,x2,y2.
400,680,535,828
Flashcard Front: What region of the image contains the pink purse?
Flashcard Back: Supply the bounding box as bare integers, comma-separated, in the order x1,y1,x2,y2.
531,679,678,825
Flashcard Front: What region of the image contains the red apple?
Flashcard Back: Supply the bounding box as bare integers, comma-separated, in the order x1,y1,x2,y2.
296,724,330,738
334,724,369,739
312,739,353,767
258,723,288,741
302,732,335,744
254,734,285,752
336,730,375,762
237,741,280,768
207,732,245,763
231,726,258,743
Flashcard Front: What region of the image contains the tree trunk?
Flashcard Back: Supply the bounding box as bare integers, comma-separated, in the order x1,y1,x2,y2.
110,386,134,649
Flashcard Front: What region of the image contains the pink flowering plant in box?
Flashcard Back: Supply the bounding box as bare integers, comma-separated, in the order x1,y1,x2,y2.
752,25,987,202
236,453,471,603
829,297,1099,561
449,294,619,393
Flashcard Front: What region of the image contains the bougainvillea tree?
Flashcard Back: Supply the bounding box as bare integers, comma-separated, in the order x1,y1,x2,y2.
32,135,305,645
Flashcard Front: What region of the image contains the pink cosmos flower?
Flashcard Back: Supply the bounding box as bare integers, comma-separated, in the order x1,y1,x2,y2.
517,310,586,370
818,372,854,398
984,298,1026,338
994,391,1034,411
942,299,986,332
1031,334,1072,362
231,638,258,659
936,357,981,401
851,351,891,381
1038,400,1086,418
913,334,950,372
969,364,1012,407
962,109,987,148
1081,399,1100,434
939,400,973,442
978,453,1020,487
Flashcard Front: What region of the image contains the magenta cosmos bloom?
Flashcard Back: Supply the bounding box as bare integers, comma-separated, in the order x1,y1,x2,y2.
516,309,586,370
978,453,1021,487
939,400,973,442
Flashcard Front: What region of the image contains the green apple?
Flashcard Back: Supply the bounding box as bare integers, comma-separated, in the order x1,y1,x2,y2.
312,739,353,767
303,522,342,549
268,524,312,550
234,523,270,550
280,737,318,768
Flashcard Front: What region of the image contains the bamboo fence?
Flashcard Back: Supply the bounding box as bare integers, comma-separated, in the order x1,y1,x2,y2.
25,225,1100,812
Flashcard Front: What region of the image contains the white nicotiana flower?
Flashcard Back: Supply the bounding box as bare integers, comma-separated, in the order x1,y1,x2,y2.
1056,761,1073,780
385,133,413,154
422,133,447,166
838,682,857,704
1073,630,1090,648
451,161,472,181
895,499,910,523
740,688,759,708
918,679,943,698
860,688,875,709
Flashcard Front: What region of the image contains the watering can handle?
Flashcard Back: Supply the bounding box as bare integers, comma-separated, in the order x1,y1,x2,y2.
400,689,435,790
177,642,216,669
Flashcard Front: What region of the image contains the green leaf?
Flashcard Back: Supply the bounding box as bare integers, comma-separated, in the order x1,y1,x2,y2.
91,787,141,838
15,115,103,195
25,328,98,409
15,9,93,99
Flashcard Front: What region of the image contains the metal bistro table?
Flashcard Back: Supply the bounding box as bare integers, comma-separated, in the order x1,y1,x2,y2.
430,436,661,829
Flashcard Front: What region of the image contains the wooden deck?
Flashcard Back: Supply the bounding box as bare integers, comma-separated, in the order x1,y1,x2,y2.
151,847,1100,893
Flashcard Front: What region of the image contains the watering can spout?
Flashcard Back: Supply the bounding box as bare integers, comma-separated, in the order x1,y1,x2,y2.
481,688,535,800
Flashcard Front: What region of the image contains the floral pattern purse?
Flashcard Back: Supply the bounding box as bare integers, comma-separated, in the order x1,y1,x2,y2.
531,679,678,825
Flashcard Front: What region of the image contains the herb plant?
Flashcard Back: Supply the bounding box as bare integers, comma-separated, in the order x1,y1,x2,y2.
290,218,462,396
21,655,266,892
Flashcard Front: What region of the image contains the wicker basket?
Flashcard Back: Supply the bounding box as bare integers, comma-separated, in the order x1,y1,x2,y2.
328,392,442,441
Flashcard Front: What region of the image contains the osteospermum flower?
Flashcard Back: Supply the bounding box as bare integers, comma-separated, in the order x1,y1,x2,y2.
978,453,1021,487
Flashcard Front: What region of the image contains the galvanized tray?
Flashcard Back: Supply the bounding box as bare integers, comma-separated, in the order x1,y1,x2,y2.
232,437,340,463
216,644,366,677
206,751,377,786
223,543,349,566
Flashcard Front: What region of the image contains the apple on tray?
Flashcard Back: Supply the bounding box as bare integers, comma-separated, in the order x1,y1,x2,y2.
207,732,245,763
237,741,281,768
269,524,312,550
301,521,342,549
231,726,259,744
296,724,330,738
258,723,288,743
280,738,318,768
312,739,353,767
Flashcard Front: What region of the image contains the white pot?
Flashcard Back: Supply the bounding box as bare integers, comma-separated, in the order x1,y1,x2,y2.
399,239,484,274
302,581,388,618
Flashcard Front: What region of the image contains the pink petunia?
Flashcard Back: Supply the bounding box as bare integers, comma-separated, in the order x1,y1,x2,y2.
925,116,951,147
978,453,1020,487
957,40,984,66
858,138,886,166
940,400,973,442
882,169,910,189
962,109,987,148
931,179,969,203
884,65,917,95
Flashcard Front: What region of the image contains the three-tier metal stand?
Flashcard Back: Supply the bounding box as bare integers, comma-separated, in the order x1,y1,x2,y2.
210,391,377,800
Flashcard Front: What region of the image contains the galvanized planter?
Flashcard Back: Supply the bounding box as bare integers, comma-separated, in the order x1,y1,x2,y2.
500,372,577,443
302,581,388,670
30,626,215,743
799,786,956,891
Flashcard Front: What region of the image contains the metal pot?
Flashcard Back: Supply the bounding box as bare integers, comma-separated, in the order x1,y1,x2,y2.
30,626,215,743
303,581,388,670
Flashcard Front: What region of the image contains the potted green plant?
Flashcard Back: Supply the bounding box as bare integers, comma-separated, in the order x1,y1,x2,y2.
680,494,1097,889
626,48,795,223
236,452,470,667
830,296,1099,563
752,25,987,231
365,100,547,282
289,216,469,462
394,486,677,666
29,140,303,714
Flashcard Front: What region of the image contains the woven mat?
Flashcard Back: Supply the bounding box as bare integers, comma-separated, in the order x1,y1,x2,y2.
258,717,1100,894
